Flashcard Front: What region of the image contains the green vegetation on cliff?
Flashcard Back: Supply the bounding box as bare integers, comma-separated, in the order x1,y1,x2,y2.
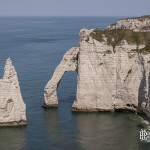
90,28,150,53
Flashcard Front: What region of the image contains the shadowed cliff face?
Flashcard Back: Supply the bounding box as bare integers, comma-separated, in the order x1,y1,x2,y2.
44,16,150,119
138,66,146,106
138,70,150,117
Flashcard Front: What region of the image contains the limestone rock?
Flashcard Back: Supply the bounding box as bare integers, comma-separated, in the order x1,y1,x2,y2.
44,16,150,119
72,29,149,112
44,47,79,107
0,58,26,126
141,102,150,120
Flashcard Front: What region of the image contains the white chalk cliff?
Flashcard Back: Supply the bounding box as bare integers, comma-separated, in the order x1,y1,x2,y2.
44,16,150,119
44,47,79,107
0,58,26,126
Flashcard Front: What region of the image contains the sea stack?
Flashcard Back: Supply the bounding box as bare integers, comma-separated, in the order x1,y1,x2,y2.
44,16,150,118
0,58,27,126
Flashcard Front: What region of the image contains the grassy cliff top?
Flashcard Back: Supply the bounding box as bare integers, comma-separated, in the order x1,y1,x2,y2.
90,28,150,53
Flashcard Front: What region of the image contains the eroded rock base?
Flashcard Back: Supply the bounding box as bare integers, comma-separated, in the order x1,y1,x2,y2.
0,120,27,127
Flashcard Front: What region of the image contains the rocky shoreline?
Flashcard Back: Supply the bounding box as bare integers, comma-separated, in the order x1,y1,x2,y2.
0,120,27,127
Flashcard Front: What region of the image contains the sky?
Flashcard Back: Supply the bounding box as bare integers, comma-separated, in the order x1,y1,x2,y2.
0,0,150,17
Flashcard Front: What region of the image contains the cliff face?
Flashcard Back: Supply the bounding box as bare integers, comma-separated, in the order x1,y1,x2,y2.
0,58,26,126
73,29,150,112
44,16,150,118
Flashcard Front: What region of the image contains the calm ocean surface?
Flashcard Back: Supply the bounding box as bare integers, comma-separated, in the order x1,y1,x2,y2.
0,17,149,150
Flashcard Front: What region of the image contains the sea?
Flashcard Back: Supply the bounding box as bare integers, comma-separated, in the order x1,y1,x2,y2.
0,17,149,150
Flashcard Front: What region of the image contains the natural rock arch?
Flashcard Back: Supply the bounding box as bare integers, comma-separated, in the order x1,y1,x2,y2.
44,47,79,107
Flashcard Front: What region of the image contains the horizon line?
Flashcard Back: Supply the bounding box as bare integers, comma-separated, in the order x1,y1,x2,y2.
0,15,137,18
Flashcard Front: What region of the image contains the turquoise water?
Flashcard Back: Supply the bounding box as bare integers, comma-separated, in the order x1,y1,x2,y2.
0,17,149,150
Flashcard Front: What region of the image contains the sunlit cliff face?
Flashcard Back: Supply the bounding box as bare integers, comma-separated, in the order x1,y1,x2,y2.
0,58,26,125
0,81,14,121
